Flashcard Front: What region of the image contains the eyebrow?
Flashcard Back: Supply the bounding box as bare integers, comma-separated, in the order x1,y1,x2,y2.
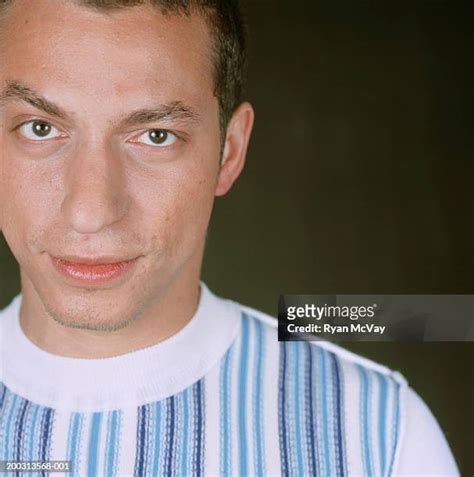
0,80,67,119
0,80,200,128
116,102,200,129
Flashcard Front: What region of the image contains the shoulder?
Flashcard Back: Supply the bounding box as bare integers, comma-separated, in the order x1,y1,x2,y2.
231,299,459,476
394,386,460,476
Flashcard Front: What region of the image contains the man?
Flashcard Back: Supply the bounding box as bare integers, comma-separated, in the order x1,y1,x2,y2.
0,0,459,475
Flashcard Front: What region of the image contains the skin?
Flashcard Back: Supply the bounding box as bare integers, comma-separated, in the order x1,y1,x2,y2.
0,0,254,358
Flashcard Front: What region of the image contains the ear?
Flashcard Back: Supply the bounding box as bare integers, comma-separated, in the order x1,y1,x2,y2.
215,101,254,197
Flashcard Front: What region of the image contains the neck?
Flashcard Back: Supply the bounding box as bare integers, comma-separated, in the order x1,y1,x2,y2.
18,266,202,359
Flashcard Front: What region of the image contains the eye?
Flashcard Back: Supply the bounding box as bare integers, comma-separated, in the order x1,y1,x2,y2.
17,120,63,141
132,129,178,147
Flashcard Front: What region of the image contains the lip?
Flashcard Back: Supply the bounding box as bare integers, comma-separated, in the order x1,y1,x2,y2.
50,255,139,286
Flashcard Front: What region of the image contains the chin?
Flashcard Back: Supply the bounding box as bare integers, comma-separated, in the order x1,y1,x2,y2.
41,285,143,332
46,303,138,332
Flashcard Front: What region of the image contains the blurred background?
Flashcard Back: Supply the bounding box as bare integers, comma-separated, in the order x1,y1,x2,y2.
1,0,472,473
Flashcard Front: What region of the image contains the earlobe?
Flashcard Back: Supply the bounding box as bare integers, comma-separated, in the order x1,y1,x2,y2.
215,102,255,197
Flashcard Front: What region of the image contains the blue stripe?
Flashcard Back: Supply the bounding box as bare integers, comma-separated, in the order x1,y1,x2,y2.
377,373,388,476
293,343,305,475
39,408,53,477
105,411,120,477
278,342,289,477
135,404,148,477
358,365,373,477
387,381,401,476
39,408,49,461
305,344,318,476
252,318,265,477
27,404,40,463
179,389,189,477
66,413,76,463
193,380,204,476
151,401,162,477
87,412,102,477
0,384,6,409
164,397,176,477
331,353,346,477
318,348,331,476
237,315,250,477
0,385,7,439
66,413,82,477
220,347,233,477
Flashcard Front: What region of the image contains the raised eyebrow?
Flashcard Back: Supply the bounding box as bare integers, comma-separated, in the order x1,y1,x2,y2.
0,80,67,119
118,102,200,129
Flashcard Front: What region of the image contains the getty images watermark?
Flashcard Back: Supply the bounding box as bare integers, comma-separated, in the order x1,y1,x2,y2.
286,302,384,335
278,295,473,342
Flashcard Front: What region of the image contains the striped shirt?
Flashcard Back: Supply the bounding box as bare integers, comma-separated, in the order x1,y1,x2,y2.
0,283,459,476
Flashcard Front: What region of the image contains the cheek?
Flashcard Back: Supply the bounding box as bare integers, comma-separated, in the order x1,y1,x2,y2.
131,158,218,253
1,155,59,252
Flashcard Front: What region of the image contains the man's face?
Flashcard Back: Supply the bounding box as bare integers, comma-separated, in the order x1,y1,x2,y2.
0,0,232,330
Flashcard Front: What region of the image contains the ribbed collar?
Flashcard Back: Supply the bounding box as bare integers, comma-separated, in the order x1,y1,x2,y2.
0,282,241,412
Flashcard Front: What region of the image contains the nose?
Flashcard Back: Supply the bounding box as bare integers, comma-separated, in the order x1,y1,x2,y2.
61,142,129,234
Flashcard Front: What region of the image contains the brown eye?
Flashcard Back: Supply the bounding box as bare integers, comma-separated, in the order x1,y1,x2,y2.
133,129,178,147
18,120,61,141
32,121,52,137
148,130,168,144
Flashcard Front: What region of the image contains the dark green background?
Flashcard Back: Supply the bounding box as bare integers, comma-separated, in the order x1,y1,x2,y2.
1,0,472,474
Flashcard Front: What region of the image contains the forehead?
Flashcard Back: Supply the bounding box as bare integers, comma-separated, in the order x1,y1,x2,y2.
0,0,215,115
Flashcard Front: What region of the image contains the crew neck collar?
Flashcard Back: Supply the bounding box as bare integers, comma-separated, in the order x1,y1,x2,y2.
0,282,241,412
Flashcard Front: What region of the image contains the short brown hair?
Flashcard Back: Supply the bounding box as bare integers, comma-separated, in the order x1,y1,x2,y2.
0,0,247,140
